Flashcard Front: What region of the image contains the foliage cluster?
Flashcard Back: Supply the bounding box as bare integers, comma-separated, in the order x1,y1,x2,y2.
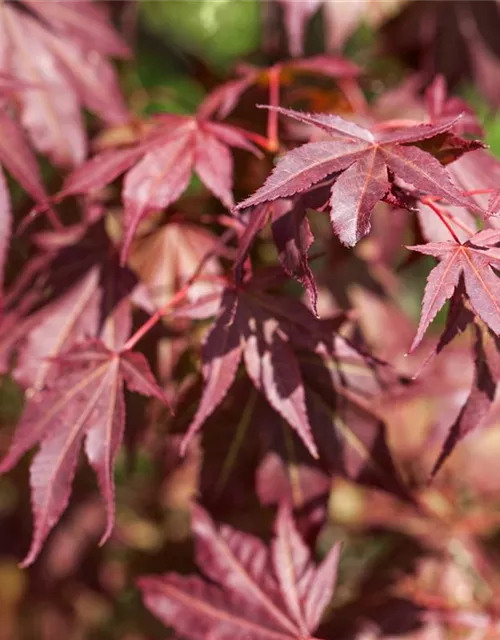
2,1,500,638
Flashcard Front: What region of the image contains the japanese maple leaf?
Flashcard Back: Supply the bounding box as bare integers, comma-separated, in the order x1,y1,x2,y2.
138,504,341,640
382,0,500,107
408,229,500,351
233,199,319,314
273,0,406,57
0,99,50,303
177,277,410,504
235,106,483,247
253,340,411,516
12,219,152,394
129,219,223,318
273,0,322,57
0,0,129,166
431,321,500,478
182,284,320,459
0,339,169,567
59,113,259,262
350,287,475,460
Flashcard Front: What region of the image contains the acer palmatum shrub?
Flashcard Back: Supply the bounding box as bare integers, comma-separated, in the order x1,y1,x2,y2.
2,0,500,638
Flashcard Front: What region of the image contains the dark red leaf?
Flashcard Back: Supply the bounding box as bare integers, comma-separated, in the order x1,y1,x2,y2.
181,276,410,500
138,504,341,639
182,284,322,459
13,221,150,393
242,306,317,458
0,109,49,205
181,290,243,454
431,323,500,477
408,230,500,350
235,106,482,247
0,340,169,567
60,115,259,263
0,0,128,166
271,200,318,315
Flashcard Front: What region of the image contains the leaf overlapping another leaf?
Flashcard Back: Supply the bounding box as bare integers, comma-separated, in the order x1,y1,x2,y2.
178,276,410,506
181,284,328,460
409,229,500,351
431,322,500,477
0,0,129,166
60,113,260,263
11,220,151,393
138,504,341,640
235,106,484,248
0,340,169,567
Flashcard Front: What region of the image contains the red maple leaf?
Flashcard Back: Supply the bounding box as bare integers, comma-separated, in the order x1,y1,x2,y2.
138,503,341,640
0,0,129,166
11,219,152,394
0,339,169,567
273,0,408,57
408,229,500,351
431,321,500,477
382,0,500,108
59,113,260,262
0,92,51,301
182,284,320,459
176,275,410,504
235,106,483,247
233,199,319,314
129,219,224,318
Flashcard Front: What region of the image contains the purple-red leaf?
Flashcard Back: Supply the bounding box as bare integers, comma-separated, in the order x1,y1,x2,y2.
60,115,258,263
138,504,340,639
236,107,482,247
13,220,150,393
59,145,146,198
181,290,243,454
182,284,322,459
0,108,49,205
0,340,168,567
0,0,128,166
271,201,318,314
121,136,195,261
272,504,340,634
431,323,500,477
409,231,500,350
243,311,317,459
